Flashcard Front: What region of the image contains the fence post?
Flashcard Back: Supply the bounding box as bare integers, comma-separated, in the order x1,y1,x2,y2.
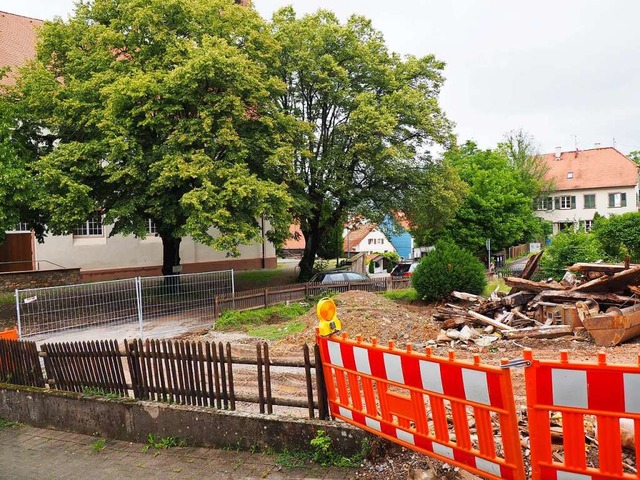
264,288,268,308
14,289,21,339
135,277,144,339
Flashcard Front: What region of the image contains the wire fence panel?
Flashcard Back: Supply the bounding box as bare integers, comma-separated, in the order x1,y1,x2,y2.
16,279,139,338
139,271,234,336
16,271,234,340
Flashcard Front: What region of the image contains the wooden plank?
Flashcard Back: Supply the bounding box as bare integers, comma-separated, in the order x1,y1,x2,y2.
264,343,273,415
504,276,568,292
502,324,574,340
211,343,221,409
303,344,314,419
537,290,640,305
573,265,640,293
197,342,206,407
218,342,228,409
256,343,265,414
467,311,515,331
520,251,543,280
205,342,215,408
164,340,176,404
567,263,633,273
226,343,235,411
314,344,329,420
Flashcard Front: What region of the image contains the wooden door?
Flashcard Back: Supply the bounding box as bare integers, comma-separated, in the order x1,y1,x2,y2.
0,233,34,272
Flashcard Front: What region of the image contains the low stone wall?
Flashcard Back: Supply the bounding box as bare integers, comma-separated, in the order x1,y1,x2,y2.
0,268,81,292
0,384,370,455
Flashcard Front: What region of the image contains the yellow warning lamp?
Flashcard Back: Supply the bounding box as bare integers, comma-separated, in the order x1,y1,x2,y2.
317,297,342,337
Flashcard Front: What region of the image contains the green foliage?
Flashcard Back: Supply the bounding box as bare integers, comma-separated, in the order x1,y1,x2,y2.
0,417,22,429
382,288,419,302
277,430,369,469
82,387,122,399
271,8,455,279
484,278,510,296
368,261,375,274
216,303,308,331
91,439,107,453
592,212,640,262
412,241,487,301
317,221,344,260
7,0,293,271
142,434,186,452
312,260,329,275
539,229,604,280
437,141,548,254
246,320,306,341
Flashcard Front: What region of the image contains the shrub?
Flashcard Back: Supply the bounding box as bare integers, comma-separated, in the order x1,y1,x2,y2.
539,229,604,280
412,240,486,301
368,260,375,274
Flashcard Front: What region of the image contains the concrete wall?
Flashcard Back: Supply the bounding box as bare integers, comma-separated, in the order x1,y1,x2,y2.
0,384,371,455
0,268,81,292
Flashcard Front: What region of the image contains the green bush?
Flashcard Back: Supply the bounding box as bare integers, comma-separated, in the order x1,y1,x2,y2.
412,240,487,301
539,229,604,280
368,260,375,274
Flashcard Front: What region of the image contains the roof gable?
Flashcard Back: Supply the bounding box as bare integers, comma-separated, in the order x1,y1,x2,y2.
540,147,638,191
0,11,42,86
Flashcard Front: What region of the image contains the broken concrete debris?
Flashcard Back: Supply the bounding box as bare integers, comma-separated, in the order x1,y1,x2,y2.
436,263,640,347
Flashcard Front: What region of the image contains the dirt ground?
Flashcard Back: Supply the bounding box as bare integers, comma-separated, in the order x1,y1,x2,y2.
187,290,640,480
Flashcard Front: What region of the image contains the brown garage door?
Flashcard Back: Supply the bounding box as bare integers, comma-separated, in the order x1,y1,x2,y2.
0,233,34,272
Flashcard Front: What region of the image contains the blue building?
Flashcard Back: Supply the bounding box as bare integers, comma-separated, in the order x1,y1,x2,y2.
380,215,415,260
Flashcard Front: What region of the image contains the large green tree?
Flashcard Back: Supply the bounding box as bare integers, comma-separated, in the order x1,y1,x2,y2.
270,8,457,279
440,141,550,255
6,0,292,276
0,101,46,244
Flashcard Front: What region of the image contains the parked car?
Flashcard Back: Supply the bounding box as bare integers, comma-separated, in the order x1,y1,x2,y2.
390,261,419,278
309,270,369,284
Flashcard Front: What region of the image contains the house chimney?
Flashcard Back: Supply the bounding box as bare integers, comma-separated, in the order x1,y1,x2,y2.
554,146,561,160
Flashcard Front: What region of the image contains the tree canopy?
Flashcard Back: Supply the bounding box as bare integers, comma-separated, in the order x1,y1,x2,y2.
5,0,292,274
270,8,457,279
437,141,550,255
592,212,640,263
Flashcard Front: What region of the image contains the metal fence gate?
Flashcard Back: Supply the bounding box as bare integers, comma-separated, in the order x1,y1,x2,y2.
15,270,234,340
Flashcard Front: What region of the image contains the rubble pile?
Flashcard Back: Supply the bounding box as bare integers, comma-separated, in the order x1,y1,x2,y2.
434,253,640,347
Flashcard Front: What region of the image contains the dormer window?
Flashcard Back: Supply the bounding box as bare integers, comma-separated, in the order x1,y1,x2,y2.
567,172,573,179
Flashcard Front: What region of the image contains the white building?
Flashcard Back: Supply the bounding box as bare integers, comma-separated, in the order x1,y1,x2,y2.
535,147,639,233
343,225,396,256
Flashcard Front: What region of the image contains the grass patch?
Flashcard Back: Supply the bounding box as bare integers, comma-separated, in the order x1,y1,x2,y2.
383,288,418,302
216,303,309,331
484,277,511,296
142,434,187,452
91,439,107,453
0,417,22,429
82,387,123,399
0,294,14,305
277,430,370,469
246,320,307,341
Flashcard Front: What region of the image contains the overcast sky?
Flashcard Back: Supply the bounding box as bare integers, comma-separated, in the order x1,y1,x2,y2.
2,0,639,155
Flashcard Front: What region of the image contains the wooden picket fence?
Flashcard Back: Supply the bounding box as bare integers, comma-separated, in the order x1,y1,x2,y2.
214,278,411,316
0,338,329,419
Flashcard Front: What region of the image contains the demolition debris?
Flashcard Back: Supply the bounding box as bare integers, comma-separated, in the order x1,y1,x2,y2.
434,255,640,347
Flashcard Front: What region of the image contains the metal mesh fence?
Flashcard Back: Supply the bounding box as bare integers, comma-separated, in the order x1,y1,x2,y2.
16,270,233,340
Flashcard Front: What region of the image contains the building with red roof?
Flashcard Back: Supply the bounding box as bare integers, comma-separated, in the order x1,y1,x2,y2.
535,147,639,233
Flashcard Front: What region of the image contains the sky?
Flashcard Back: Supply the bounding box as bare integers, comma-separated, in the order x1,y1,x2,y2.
2,0,639,155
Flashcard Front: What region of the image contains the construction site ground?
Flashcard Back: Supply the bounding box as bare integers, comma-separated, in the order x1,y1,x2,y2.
181,289,640,479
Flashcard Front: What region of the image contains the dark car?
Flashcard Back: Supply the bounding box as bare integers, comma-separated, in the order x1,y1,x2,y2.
390,261,419,278
309,270,369,284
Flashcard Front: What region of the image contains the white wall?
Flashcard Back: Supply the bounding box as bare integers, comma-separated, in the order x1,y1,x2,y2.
34,225,275,271
353,230,396,255
535,186,638,233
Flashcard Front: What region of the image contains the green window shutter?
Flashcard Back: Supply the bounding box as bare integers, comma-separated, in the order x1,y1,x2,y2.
554,197,560,210
571,196,576,209
609,194,614,207
622,193,627,207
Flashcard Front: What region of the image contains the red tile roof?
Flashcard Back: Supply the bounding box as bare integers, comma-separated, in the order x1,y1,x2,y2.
0,11,42,86
540,147,638,191
343,225,375,252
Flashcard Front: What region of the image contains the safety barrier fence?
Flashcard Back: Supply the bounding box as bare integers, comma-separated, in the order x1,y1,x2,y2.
524,349,640,480
316,332,526,480
317,333,640,480
0,338,328,419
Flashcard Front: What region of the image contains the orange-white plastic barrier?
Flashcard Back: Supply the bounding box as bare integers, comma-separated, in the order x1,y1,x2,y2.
317,332,525,480
524,348,640,480
0,326,18,341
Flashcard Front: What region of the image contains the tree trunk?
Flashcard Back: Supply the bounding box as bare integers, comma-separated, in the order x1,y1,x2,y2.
160,234,182,292
299,228,321,281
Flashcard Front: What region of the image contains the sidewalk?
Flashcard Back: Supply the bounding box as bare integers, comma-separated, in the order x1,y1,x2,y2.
0,424,358,480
